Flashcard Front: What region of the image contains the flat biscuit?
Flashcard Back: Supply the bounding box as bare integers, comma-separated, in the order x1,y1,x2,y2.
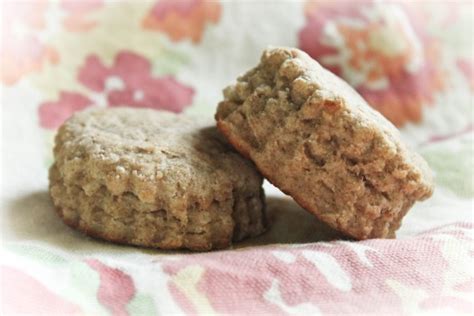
49,108,266,251
216,47,433,239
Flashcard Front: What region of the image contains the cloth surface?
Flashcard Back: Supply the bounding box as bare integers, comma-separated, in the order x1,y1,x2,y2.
1,1,473,315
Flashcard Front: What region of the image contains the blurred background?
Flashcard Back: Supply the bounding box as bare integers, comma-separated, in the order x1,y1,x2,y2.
2,0,472,211
2,0,472,136
1,0,473,203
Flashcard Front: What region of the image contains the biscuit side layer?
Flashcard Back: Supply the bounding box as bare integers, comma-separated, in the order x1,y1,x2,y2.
50,163,265,251
50,109,267,250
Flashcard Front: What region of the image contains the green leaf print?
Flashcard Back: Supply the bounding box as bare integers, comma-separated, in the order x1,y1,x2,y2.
421,135,473,198
128,293,157,316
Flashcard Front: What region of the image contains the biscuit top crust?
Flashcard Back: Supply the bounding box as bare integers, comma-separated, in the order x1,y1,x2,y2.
219,47,400,137
217,47,433,201
55,108,261,206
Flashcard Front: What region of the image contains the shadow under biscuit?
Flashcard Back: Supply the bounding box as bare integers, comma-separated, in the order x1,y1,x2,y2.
5,192,344,254
4,191,135,253
5,191,64,241
235,196,345,248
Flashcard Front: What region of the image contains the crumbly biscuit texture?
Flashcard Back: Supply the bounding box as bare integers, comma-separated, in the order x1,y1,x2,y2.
216,47,433,239
50,108,266,250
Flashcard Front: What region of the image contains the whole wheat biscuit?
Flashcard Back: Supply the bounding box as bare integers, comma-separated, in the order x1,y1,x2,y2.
49,108,266,251
216,47,433,239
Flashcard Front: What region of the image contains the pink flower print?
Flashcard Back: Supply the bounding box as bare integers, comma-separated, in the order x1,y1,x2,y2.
38,91,93,129
161,222,473,315
1,265,82,315
457,58,474,89
86,259,136,316
78,51,195,112
38,51,195,130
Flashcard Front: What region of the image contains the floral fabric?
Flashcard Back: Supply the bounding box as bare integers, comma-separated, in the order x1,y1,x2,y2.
1,1,473,315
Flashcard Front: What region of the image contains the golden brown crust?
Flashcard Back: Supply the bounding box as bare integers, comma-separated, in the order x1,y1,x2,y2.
216,47,434,240
217,120,252,159
50,108,266,251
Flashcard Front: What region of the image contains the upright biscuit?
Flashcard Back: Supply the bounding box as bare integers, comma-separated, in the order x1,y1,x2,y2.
216,47,433,239
50,108,266,250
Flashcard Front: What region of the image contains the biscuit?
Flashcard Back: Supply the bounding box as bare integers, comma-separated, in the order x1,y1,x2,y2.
49,108,266,250
216,47,433,239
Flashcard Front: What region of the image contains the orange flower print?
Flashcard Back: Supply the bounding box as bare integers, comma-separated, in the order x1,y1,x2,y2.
1,1,59,85
299,1,444,126
143,0,221,43
60,0,103,32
